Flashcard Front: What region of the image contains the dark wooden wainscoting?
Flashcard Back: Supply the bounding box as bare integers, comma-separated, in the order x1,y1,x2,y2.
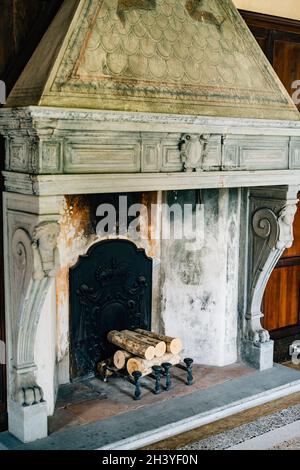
240,10,300,111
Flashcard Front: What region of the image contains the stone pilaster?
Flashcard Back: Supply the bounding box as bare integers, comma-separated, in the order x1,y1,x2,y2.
3,193,63,442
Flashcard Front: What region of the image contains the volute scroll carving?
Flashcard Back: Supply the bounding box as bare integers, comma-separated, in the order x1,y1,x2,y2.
10,221,60,406
252,208,279,249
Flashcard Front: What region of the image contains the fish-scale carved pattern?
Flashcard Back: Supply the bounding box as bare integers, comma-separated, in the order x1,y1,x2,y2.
77,0,268,90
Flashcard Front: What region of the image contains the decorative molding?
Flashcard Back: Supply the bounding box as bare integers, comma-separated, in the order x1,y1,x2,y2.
41,142,62,173
28,137,39,174
161,141,182,172
246,186,299,348
4,170,300,197
3,172,36,194
7,135,40,174
223,136,289,170
19,109,300,132
10,142,28,172
202,135,222,171
239,9,300,32
289,138,300,169
141,141,161,172
223,143,239,170
1,107,300,133
64,139,141,174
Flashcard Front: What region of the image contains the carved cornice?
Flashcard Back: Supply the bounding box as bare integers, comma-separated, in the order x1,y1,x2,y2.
1,107,300,135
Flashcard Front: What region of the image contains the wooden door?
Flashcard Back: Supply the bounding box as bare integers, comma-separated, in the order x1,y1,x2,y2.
241,10,300,361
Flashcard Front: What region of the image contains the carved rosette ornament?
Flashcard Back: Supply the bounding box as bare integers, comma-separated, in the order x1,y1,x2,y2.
246,187,299,351
10,222,60,407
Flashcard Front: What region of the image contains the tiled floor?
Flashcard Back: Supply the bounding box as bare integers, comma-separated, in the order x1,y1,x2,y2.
49,362,254,434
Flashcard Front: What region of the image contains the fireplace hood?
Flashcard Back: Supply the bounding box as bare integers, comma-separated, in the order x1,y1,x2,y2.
5,0,300,121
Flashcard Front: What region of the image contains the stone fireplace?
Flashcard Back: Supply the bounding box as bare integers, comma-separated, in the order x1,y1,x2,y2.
1,0,300,444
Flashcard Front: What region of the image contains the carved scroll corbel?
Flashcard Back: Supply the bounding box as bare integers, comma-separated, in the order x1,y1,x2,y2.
246,192,298,347
11,222,60,406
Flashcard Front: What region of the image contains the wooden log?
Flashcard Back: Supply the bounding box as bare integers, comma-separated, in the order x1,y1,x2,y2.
127,353,181,377
113,350,133,370
107,330,156,360
135,329,183,355
121,330,166,358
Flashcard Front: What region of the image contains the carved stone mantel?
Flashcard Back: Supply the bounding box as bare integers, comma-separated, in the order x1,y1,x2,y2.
0,108,300,197
1,106,300,442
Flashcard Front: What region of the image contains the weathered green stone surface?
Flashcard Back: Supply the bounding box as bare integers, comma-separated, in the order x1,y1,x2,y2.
6,0,299,120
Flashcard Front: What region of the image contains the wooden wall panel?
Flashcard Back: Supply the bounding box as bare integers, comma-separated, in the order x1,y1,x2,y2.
273,39,300,111
283,201,300,258
240,10,300,110
263,265,300,331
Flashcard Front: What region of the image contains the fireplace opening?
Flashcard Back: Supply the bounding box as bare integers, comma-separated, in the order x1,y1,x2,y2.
70,239,153,380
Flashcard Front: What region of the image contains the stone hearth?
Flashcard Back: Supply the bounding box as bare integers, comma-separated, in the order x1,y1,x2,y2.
48,363,254,435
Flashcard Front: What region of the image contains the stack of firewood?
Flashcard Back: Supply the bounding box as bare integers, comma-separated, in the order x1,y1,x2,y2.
107,329,183,377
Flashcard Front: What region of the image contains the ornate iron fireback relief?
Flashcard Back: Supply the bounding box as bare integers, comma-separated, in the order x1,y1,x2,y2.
70,240,152,380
